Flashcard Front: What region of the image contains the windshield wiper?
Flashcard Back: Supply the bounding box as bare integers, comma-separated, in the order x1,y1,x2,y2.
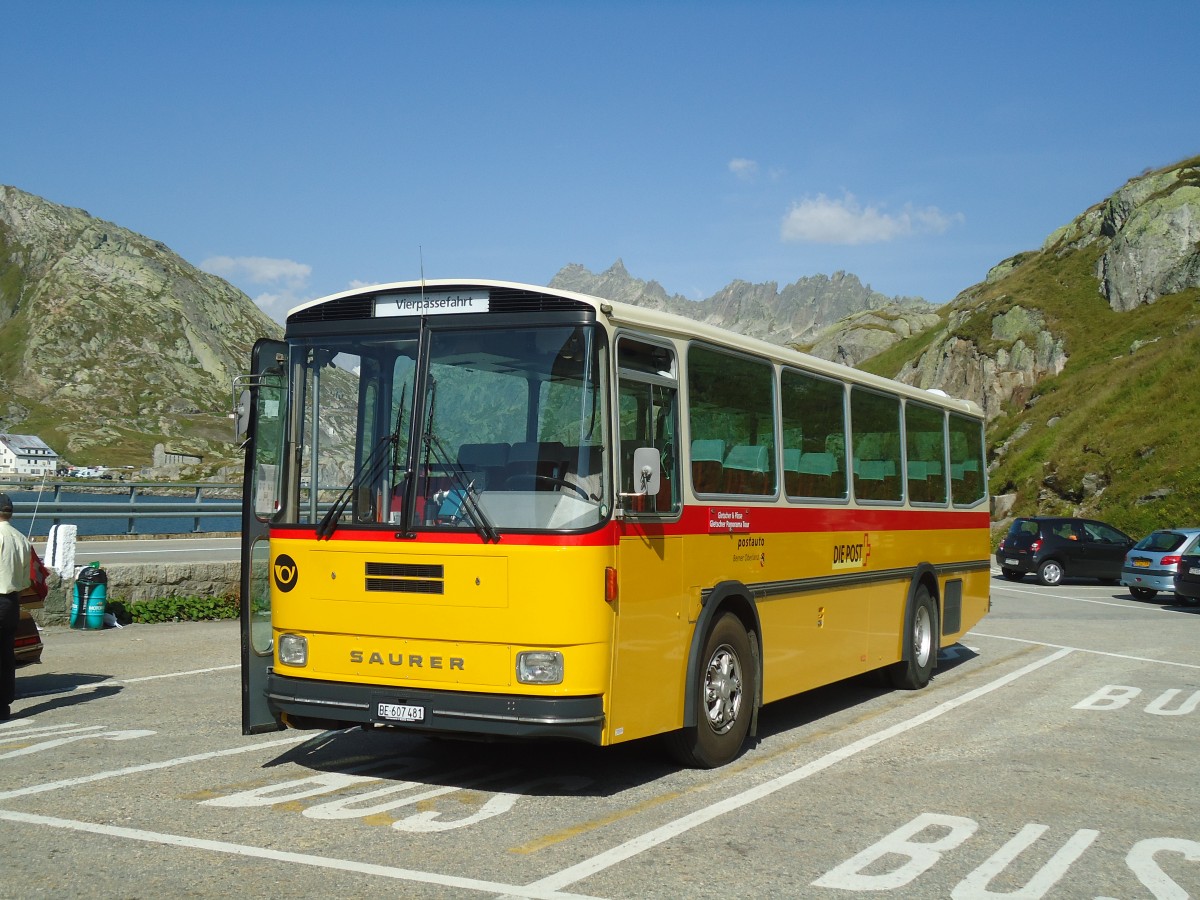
421,377,499,544
315,429,398,540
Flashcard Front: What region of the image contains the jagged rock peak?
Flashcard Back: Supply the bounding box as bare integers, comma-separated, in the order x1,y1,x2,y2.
549,261,930,348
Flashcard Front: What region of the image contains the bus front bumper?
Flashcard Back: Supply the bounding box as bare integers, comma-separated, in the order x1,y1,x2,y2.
266,672,605,745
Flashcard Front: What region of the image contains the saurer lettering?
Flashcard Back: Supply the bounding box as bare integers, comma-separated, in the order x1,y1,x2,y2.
350,650,465,670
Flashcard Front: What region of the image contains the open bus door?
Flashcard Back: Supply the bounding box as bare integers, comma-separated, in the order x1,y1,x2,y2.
237,338,288,734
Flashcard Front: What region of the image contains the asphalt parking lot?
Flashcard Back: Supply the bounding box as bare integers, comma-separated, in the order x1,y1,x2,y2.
3,575,1197,899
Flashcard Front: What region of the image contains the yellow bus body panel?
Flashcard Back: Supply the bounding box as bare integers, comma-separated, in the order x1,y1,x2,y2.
270,535,616,699
268,507,989,747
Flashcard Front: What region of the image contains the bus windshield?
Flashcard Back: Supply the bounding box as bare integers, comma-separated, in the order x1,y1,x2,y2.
290,322,610,534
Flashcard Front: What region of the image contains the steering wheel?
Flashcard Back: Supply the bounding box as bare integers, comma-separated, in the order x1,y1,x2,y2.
504,474,589,500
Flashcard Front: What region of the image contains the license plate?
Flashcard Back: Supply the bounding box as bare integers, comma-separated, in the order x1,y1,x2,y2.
1005,558,1019,566
377,702,425,723
1191,567,1200,576
1133,559,1150,568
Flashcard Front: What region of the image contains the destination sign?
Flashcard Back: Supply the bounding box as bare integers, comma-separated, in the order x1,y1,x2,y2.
375,290,490,317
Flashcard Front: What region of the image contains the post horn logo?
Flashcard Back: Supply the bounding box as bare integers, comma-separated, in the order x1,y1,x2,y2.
273,554,298,592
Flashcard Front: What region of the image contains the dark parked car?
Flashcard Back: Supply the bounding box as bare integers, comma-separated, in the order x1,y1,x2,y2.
996,517,1135,586
1174,549,1200,605
1121,528,1200,601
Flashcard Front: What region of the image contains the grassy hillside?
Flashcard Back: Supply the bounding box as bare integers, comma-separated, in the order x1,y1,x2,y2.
861,197,1200,537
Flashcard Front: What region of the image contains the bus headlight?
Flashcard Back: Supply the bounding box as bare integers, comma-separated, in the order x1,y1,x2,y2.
516,651,563,684
278,633,308,667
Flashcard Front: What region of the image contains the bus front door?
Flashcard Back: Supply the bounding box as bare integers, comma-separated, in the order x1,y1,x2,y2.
238,338,287,734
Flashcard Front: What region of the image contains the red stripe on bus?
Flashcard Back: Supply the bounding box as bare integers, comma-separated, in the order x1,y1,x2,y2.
271,504,988,547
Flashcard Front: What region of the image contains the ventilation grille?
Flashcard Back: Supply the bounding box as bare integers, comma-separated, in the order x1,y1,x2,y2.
289,286,592,323
365,562,445,595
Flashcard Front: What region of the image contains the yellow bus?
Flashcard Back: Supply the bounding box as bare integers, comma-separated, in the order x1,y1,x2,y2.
238,279,990,767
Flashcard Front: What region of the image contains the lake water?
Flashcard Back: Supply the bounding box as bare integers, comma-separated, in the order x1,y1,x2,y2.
8,489,241,538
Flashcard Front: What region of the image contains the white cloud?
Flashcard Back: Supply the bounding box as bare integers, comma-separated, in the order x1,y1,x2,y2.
200,255,312,288
729,158,759,181
200,255,313,318
780,192,962,245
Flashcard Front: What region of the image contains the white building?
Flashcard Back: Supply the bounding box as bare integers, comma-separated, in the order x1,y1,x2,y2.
0,434,59,477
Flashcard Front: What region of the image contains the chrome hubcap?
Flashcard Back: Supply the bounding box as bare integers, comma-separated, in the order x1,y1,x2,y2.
703,643,743,735
913,605,932,668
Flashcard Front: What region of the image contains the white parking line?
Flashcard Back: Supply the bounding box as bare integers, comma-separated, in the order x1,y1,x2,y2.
0,809,602,900
0,733,310,802
1,649,1071,898
969,631,1200,670
18,664,238,699
521,647,1073,895
992,584,1147,609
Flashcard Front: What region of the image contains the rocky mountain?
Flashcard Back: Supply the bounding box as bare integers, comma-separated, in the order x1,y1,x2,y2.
0,185,282,472
857,155,1200,533
550,260,934,359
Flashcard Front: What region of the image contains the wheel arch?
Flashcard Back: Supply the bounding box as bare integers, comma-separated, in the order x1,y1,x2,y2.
683,580,763,735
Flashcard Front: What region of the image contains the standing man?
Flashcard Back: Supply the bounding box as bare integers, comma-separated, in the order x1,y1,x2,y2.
0,492,31,721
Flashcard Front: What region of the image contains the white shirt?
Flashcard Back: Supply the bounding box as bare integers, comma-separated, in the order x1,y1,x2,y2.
0,518,32,595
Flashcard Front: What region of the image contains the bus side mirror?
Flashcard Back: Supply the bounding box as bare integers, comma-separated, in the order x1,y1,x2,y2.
632,446,661,496
234,389,251,443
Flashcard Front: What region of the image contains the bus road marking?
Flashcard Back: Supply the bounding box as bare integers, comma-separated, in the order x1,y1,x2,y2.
522,648,1073,895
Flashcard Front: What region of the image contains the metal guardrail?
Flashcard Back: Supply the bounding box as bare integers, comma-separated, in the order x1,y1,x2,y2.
1,480,242,537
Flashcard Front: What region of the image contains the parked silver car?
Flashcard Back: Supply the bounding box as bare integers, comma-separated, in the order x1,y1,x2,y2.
1121,528,1200,601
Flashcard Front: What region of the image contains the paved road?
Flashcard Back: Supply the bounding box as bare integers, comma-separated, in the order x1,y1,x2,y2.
2,575,1197,898
32,535,241,566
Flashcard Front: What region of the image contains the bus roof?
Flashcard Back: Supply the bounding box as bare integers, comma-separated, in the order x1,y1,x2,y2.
288,278,982,417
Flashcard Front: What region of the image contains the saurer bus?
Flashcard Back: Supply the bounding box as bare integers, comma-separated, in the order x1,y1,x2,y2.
237,279,990,767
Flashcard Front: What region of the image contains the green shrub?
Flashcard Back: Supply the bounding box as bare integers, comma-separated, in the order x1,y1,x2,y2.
107,595,239,624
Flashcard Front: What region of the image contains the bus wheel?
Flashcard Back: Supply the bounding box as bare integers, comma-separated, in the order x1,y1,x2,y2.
887,586,936,690
666,612,756,768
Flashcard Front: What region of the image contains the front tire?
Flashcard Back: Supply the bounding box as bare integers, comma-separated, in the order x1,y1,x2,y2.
887,586,937,690
666,613,756,768
1037,559,1065,586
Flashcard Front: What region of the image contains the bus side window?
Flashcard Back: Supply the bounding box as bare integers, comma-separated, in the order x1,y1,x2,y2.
781,367,847,500
948,413,986,506
617,338,679,514
904,402,948,506
687,345,776,496
850,388,902,503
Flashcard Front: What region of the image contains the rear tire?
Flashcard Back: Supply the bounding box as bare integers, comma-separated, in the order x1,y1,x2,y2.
665,612,756,768
1001,569,1024,582
1129,587,1157,601
887,586,937,690
1037,559,1064,586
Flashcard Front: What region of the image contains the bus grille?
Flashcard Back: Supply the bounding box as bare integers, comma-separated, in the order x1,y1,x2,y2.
365,562,445,595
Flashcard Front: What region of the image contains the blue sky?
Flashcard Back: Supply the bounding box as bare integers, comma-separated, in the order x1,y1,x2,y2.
6,1,1198,321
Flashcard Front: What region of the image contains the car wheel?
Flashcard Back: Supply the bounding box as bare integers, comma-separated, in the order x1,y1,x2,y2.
1001,569,1024,582
1129,587,1156,601
1036,559,1064,586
